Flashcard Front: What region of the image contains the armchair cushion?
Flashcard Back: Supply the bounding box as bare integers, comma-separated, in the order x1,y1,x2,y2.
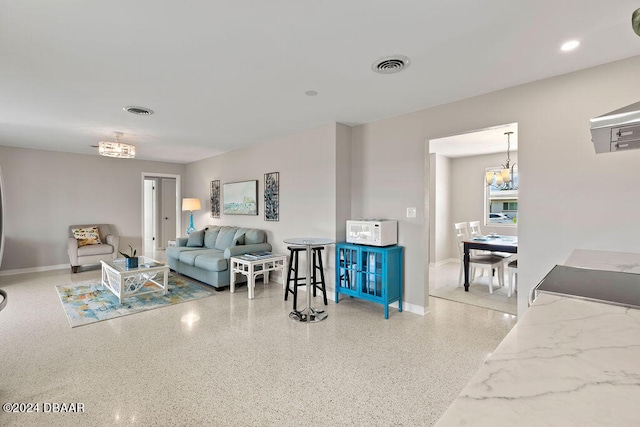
72,226,102,247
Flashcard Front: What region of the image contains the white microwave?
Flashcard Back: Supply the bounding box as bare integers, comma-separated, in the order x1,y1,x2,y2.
346,220,398,247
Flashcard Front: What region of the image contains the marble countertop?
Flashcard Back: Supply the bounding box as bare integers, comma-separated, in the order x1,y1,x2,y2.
435,249,640,426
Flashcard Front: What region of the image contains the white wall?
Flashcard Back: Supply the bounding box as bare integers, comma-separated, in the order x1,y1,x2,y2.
184,122,347,288
430,153,453,265
352,54,640,316
0,145,185,272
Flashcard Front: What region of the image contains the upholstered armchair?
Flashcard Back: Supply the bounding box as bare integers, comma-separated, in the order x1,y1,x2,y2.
67,224,120,273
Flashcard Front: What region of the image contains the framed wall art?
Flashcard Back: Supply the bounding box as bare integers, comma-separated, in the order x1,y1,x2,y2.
264,172,279,221
210,180,220,218
223,180,258,215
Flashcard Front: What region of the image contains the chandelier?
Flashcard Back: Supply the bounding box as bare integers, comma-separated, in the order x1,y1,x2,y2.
98,133,136,159
486,131,517,190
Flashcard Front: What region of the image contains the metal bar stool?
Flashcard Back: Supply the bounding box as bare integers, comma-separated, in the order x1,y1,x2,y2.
284,246,327,310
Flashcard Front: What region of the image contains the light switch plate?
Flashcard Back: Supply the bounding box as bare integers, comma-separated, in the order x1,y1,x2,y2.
406,207,417,218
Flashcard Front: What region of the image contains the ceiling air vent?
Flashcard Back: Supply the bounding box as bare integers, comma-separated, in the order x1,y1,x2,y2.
372,55,411,74
123,106,154,116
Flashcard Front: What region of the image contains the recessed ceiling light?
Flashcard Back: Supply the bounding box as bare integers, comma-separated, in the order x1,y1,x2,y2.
372,55,411,74
560,40,580,52
123,106,154,115
305,90,318,96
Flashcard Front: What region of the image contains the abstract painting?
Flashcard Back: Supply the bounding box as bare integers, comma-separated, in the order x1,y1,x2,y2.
223,180,258,215
210,180,220,218
264,172,279,221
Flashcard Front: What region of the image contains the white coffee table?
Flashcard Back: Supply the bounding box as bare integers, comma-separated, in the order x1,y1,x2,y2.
230,254,287,299
101,257,169,303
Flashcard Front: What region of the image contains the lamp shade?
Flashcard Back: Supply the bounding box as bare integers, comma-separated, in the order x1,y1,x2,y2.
182,198,201,211
485,171,495,185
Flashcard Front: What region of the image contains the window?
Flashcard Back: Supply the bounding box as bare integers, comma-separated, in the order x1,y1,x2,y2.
485,166,518,226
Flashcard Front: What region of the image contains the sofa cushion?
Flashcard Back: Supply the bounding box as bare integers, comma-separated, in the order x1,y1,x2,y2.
166,246,201,260
179,248,223,266
72,226,102,247
215,227,237,250
244,229,265,245
187,229,205,247
204,227,220,249
194,254,228,272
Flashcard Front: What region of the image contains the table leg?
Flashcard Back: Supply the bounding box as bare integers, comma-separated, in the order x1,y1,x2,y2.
163,268,168,296
248,265,254,299
230,262,236,294
463,243,471,292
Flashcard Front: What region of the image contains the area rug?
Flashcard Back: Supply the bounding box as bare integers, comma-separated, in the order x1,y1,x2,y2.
56,274,213,327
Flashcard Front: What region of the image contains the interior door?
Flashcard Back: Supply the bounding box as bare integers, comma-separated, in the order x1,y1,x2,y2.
161,178,177,248
143,179,157,253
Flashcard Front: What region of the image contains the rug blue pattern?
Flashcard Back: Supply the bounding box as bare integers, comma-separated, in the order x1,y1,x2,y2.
55,274,213,327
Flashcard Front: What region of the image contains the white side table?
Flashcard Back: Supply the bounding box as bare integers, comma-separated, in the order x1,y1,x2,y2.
230,254,287,299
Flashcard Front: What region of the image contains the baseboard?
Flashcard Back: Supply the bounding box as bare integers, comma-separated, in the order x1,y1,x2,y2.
388,300,425,316
429,258,459,268
0,263,69,276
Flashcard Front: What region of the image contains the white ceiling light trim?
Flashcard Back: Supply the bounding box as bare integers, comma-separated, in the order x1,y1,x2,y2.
98,133,136,159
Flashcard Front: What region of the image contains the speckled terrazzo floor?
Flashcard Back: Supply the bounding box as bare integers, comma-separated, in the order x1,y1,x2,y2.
0,264,517,426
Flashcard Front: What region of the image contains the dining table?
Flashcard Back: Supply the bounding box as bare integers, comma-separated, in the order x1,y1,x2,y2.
462,234,517,292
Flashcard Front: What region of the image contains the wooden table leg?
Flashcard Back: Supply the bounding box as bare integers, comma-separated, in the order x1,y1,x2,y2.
464,243,471,292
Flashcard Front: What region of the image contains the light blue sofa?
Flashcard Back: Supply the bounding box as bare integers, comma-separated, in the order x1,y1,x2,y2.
166,226,272,289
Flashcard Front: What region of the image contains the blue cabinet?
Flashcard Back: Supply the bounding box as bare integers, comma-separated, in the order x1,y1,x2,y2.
335,243,403,319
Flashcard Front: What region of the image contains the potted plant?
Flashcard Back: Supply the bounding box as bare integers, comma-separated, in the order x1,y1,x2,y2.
119,245,138,269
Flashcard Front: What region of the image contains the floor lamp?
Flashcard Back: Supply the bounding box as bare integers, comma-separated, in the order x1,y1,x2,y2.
182,198,202,235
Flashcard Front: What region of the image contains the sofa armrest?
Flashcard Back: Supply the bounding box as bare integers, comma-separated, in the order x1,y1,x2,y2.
224,243,273,259
177,238,189,247
67,237,79,265
105,234,120,260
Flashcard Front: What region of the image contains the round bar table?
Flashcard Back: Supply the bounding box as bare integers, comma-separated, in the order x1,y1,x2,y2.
283,237,335,323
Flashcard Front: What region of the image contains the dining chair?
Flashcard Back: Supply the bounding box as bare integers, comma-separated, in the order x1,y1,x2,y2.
508,259,518,297
454,223,505,294
469,220,513,261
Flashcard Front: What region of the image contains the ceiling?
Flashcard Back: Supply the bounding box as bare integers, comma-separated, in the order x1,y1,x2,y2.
429,123,518,158
1,1,639,164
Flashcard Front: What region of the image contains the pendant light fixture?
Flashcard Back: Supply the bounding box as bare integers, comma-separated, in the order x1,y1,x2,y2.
98,132,136,159
486,132,517,190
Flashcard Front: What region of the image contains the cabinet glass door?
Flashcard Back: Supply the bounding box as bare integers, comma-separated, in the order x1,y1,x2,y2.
362,250,383,298
338,246,358,292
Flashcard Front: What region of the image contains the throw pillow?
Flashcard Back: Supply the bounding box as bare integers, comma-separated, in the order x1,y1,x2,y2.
72,226,102,247
186,229,205,247
232,234,245,246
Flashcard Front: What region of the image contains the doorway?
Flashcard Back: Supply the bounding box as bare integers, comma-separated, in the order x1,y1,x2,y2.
141,173,181,260
427,123,518,315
